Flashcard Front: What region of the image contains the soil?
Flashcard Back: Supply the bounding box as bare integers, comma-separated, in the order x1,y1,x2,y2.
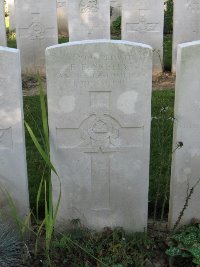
22,72,176,97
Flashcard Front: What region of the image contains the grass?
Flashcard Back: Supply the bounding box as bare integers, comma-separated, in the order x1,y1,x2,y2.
24,90,175,219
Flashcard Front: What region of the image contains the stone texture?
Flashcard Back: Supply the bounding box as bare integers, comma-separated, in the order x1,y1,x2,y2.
46,40,152,231
57,0,68,36
0,0,7,46
122,0,164,74
68,0,110,41
7,0,15,32
111,0,121,23
169,41,200,228
0,47,29,221
15,0,58,74
172,0,200,72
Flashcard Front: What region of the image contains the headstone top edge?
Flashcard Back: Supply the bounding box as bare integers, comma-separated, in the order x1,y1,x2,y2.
46,39,152,52
178,40,200,49
0,46,19,54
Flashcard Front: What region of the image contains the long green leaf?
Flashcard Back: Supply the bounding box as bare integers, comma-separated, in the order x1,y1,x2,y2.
25,121,57,176
38,76,49,154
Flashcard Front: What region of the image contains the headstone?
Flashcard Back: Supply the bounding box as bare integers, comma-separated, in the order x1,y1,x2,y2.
57,0,68,36
122,0,164,74
68,0,110,41
7,0,15,32
111,0,121,23
172,0,200,72
169,41,200,228
15,0,58,74
0,0,7,46
46,40,152,231
0,47,29,221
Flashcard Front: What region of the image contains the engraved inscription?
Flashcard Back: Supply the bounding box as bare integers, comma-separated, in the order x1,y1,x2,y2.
126,9,159,33
19,13,55,39
56,91,144,210
0,128,13,149
80,0,99,13
57,0,66,8
187,0,200,13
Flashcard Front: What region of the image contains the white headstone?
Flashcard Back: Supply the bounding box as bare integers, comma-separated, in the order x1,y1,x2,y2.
68,0,110,41
172,0,200,72
122,0,164,74
57,0,68,36
169,41,200,228
111,0,121,23
0,47,29,221
46,40,152,231
7,0,15,32
15,0,58,74
0,0,7,46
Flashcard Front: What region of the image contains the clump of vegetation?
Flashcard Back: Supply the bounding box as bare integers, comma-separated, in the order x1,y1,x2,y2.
51,226,154,267
164,0,173,34
0,220,22,267
111,16,121,38
166,224,200,266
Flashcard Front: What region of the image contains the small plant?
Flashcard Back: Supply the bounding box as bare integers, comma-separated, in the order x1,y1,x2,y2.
166,224,200,266
111,16,121,38
0,220,22,267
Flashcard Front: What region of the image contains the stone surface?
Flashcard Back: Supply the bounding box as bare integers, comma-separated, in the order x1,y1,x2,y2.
46,40,152,231
7,0,15,31
57,0,68,35
169,41,200,228
122,0,164,74
15,0,58,74
111,0,121,23
68,0,110,41
172,0,200,72
0,0,7,46
0,47,29,221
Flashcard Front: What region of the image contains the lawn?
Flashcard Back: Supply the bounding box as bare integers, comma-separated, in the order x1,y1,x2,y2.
24,90,175,220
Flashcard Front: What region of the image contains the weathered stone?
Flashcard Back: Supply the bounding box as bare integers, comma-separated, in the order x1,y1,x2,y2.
0,0,7,46
15,0,58,74
68,0,110,41
0,47,29,221
7,0,15,31
46,40,152,231
57,0,68,36
169,41,200,228
172,0,200,72
122,0,164,74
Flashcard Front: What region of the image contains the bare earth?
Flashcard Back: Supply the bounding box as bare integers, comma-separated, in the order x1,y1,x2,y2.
22,72,176,96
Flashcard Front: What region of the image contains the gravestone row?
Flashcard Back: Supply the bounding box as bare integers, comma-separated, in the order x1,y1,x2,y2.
1,39,200,229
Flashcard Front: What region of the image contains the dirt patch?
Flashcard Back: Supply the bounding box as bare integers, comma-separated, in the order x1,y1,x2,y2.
153,72,176,90
22,72,175,96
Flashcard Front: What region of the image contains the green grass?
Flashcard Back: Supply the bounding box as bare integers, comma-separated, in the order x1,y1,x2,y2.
163,35,172,71
24,90,175,219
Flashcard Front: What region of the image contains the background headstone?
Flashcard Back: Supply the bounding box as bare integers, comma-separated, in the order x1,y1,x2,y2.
46,40,152,231
7,0,15,32
122,0,164,74
0,47,29,221
172,0,200,72
111,0,121,23
68,0,110,41
15,0,58,74
57,0,68,36
0,0,7,46
169,41,200,228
